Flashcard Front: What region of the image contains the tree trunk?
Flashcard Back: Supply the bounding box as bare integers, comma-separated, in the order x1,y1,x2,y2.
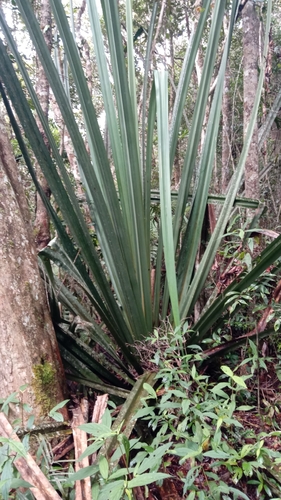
0,117,67,424
243,0,260,202
34,0,52,250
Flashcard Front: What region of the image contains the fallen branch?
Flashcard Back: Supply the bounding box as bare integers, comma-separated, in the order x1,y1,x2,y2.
91,394,108,464
71,401,92,500
0,412,61,500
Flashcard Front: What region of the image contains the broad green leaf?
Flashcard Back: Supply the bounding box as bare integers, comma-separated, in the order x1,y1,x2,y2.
143,383,157,399
49,400,69,413
91,482,100,500
110,484,125,500
97,479,124,497
210,386,229,399
232,375,247,388
78,442,104,462
127,472,170,488
203,450,229,459
10,479,33,489
187,492,196,500
136,443,172,475
118,435,130,465
102,409,112,430
108,468,131,480
78,422,113,437
69,465,98,481
240,444,255,458
182,399,190,414
0,438,26,458
48,412,64,423
236,406,255,411
99,456,109,480
134,407,155,419
220,365,233,378
0,459,13,500
26,415,35,430
0,392,19,414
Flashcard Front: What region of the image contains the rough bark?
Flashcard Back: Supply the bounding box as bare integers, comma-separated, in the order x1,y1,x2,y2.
0,117,66,423
72,404,92,500
242,0,260,201
33,0,52,250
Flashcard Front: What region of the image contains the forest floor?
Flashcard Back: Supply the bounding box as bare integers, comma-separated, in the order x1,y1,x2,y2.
148,361,281,500
7,355,281,499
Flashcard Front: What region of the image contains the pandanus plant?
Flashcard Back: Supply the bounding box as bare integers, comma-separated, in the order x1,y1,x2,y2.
0,0,277,394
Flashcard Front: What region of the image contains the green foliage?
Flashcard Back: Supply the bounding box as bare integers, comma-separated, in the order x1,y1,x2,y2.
48,400,70,423
0,434,31,500
2,341,281,499
0,395,70,500
0,0,278,392
0,393,20,418
71,409,170,500
0,426,29,499
0,385,31,424
1,3,281,498
134,327,281,499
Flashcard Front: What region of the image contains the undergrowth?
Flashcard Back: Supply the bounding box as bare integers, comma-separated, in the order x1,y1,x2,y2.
1,327,281,499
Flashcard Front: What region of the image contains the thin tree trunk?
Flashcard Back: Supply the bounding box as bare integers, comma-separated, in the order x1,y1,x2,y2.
34,0,52,250
243,0,260,202
0,117,67,424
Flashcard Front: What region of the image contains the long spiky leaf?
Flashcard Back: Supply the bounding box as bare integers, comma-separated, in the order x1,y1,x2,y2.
183,0,272,318
101,0,152,329
178,0,240,316
5,0,149,345
155,71,180,326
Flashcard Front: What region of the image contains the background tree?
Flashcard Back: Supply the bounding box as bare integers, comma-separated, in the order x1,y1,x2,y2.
221,11,233,194
33,0,52,249
242,0,260,202
0,115,66,423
